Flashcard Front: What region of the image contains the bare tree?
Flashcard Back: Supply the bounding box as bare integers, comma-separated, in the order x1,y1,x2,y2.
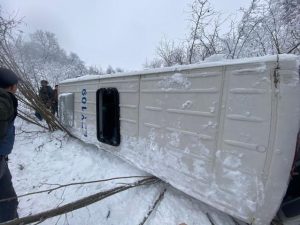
150,0,222,67
148,0,299,69
14,31,88,90
115,67,124,73
187,0,221,63
262,0,300,54
156,38,187,66
221,0,300,58
88,65,103,75
143,58,163,69
220,0,264,58
106,65,115,74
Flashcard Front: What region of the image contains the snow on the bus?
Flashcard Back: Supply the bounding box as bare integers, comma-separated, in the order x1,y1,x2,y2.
158,73,191,90
9,119,241,225
60,54,299,84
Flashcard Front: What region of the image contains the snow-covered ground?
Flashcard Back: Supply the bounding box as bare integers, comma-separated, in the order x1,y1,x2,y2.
8,119,244,225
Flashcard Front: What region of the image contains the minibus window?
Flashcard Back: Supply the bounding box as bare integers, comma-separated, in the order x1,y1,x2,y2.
58,93,74,128
96,88,120,146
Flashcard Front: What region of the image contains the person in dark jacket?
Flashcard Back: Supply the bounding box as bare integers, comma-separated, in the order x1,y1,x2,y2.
52,85,59,116
35,80,54,120
39,80,53,109
0,68,19,222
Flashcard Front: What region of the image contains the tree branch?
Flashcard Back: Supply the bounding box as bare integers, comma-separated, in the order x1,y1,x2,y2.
0,176,152,203
287,41,300,54
139,187,167,225
0,177,160,225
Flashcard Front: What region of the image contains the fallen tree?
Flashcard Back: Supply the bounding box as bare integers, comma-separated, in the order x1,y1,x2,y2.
0,177,160,225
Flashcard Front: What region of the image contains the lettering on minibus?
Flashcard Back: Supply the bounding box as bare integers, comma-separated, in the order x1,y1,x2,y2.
81,88,88,137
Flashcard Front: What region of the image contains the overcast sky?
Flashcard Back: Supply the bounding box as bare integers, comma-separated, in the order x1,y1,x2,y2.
1,0,251,71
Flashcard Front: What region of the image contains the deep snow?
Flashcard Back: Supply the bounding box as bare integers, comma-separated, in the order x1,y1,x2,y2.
7,118,244,225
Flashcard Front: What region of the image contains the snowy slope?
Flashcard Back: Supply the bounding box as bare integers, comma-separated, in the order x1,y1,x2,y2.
8,119,246,225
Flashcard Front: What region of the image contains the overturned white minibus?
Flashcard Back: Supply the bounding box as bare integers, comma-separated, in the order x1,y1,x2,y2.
59,54,300,225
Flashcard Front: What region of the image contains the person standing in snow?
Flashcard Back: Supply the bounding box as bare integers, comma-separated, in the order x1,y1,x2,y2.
35,80,54,120
0,68,19,222
39,80,54,110
52,84,59,116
